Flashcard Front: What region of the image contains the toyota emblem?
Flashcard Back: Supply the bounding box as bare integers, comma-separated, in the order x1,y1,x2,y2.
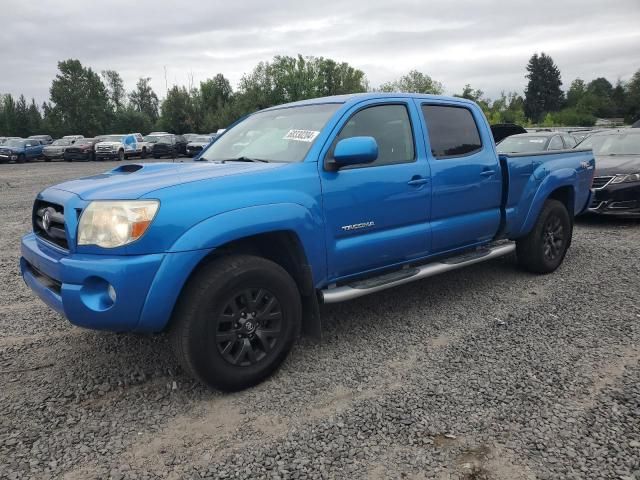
42,210,51,232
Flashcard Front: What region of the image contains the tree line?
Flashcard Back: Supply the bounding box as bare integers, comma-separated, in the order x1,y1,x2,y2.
1,53,639,138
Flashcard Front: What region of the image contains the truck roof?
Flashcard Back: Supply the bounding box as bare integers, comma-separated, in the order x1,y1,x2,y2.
263,92,478,111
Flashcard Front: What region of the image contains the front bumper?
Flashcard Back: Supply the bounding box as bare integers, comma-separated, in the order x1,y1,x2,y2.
588,182,640,217
0,153,19,162
65,152,92,161
43,152,65,160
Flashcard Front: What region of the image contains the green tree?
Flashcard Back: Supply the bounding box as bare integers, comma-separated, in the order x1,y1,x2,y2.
199,74,233,132
0,94,18,136
129,77,159,123
379,70,443,94
14,95,30,137
624,69,640,123
101,70,126,111
524,53,564,122
111,107,153,134
158,86,198,133
566,79,586,107
49,59,110,136
27,98,42,134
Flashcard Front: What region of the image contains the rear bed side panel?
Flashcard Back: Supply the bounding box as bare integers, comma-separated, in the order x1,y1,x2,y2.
501,150,595,238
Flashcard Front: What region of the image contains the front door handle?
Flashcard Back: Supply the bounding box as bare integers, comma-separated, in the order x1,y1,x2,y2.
407,176,429,186
480,169,496,177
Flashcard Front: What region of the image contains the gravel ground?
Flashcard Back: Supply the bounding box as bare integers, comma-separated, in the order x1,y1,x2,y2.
0,160,639,480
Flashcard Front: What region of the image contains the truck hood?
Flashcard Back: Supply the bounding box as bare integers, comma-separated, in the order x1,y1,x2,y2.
594,154,640,176
50,161,285,200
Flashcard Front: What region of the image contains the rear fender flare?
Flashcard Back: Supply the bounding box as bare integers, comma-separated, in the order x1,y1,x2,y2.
519,168,577,237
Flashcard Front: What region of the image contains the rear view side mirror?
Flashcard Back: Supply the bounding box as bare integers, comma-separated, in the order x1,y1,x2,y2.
330,136,378,170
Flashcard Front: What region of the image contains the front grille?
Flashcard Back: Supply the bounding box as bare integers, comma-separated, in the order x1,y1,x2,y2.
65,147,81,153
97,145,113,152
33,200,68,249
592,176,614,189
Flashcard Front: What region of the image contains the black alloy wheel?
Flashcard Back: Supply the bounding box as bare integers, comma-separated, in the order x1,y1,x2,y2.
215,288,283,367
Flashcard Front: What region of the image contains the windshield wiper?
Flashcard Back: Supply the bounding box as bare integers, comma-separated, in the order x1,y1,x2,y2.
220,156,269,163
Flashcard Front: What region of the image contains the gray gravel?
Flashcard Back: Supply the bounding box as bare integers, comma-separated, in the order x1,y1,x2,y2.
1,160,639,480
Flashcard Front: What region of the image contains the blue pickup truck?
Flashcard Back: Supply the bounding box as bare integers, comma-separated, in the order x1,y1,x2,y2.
20,93,595,390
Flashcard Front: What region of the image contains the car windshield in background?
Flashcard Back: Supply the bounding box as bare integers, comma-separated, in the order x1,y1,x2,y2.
101,135,124,142
144,135,170,143
193,136,212,143
52,139,72,146
497,136,548,153
5,139,26,147
200,103,341,163
75,139,95,146
579,132,640,156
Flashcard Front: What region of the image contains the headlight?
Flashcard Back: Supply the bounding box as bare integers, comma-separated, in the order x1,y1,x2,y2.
611,173,640,184
77,200,159,248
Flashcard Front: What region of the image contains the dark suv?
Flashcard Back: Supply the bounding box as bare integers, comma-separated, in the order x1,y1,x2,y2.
147,134,187,158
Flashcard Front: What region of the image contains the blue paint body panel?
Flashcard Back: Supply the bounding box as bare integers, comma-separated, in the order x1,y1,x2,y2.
20,93,595,332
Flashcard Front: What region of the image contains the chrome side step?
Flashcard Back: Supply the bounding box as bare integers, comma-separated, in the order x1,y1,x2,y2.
321,243,516,304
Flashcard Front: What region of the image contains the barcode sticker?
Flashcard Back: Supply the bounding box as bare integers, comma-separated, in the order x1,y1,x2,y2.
283,129,320,142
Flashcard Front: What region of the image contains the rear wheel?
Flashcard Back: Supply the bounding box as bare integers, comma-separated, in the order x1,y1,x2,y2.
170,255,301,391
516,199,572,274
118,149,125,161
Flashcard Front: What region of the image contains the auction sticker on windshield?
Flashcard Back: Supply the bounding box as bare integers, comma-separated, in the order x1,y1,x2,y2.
283,129,320,142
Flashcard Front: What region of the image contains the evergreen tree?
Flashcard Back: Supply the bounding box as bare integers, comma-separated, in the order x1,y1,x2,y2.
129,77,159,122
524,53,564,122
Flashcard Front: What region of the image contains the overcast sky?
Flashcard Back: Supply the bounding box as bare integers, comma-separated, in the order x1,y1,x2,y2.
1,0,639,104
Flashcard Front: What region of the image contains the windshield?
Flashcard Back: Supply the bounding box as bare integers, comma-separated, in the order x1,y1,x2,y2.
200,103,341,163
75,139,95,146
497,136,548,153
579,132,640,155
192,136,212,143
52,139,72,146
97,135,123,142
5,139,26,148
144,135,171,143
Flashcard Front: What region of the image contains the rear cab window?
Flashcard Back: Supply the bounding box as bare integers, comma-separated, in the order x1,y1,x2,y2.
420,105,482,159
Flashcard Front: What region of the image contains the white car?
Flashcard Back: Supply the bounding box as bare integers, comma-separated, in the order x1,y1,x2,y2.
94,133,151,161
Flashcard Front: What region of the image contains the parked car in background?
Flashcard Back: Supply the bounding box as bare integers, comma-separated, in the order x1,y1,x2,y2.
0,138,44,163
64,138,100,162
28,135,53,145
183,133,199,143
581,129,640,217
490,123,527,143
95,133,150,161
186,135,214,157
20,93,594,390
42,138,74,161
62,135,84,142
147,134,187,158
497,132,576,153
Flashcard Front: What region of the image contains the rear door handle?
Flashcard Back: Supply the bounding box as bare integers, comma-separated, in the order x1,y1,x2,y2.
407,177,429,186
480,169,496,177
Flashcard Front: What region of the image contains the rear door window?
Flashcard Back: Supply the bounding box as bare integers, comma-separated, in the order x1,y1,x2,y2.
421,105,483,159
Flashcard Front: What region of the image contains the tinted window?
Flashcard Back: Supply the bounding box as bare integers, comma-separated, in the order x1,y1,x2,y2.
548,136,564,150
422,105,482,158
331,104,415,167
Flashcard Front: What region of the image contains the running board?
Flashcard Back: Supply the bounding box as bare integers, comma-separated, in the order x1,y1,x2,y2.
321,243,516,304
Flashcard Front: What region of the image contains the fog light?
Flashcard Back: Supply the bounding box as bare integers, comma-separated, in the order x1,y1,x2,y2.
107,284,117,303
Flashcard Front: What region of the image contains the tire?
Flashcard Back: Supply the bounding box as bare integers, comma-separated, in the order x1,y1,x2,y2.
44,158,51,162
140,148,147,159
153,154,161,159
65,156,72,162
17,154,26,164
170,255,302,391
516,199,572,274
118,149,125,162
90,152,96,162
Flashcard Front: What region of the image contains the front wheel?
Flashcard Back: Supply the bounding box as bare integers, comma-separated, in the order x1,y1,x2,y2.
118,149,125,161
17,154,26,164
170,255,301,391
516,199,572,274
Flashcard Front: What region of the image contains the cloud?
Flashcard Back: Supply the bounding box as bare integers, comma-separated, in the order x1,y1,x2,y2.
0,0,638,103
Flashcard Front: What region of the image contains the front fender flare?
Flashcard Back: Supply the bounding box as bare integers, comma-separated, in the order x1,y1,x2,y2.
168,203,327,285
